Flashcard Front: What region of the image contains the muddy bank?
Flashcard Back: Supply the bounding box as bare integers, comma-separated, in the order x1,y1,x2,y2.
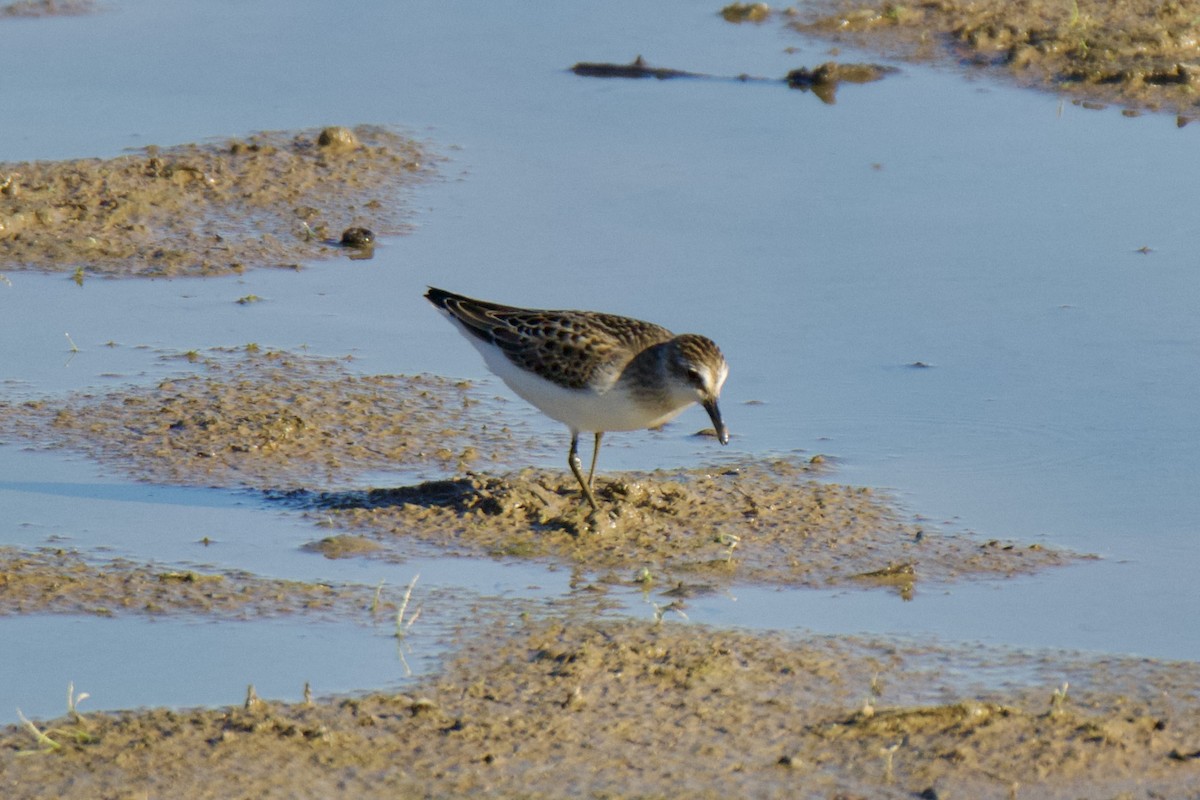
0,125,428,277
0,349,1082,589
5,615,1200,798
0,546,387,619
308,459,1080,592
0,349,524,489
0,0,93,16
772,0,1200,116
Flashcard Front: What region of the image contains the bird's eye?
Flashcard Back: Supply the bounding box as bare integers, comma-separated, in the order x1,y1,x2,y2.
686,368,702,386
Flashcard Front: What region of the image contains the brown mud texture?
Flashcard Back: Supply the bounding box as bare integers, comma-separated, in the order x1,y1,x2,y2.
5,615,1200,799
0,349,1080,591
316,459,1078,591
0,125,427,277
770,0,1200,116
0,546,386,619
0,349,515,489
0,0,92,16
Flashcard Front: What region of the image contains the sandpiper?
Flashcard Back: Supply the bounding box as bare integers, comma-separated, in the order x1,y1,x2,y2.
425,287,729,510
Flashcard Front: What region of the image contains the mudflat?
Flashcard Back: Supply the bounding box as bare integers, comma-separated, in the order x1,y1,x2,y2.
783,0,1200,116
2,0,1191,779
5,615,1200,799
0,125,427,277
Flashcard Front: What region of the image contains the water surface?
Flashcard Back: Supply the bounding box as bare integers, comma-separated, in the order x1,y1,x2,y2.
3,0,1199,721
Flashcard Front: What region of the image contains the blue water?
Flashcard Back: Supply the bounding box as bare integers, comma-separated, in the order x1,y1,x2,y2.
3,0,1200,721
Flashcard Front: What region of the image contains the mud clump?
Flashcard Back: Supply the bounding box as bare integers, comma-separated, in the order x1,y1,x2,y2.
338,225,374,247
316,459,1079,590
301,534,383,559
4,615,1200,798
787,0,1200,115
0,546,384,619
315,125,359,151
1,0,93,16
786,61,899,102
0,349,520,489
721,2,772,24
0,125,428,277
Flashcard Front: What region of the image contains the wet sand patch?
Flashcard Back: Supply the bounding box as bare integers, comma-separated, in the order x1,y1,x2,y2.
0,125,428,277
4,615,1199,798
309,459,1080,591
0,349,523,489
0,349,1083,588
1,0,94,16
0,546,386,619
763,0,1200,116
301,533,385,559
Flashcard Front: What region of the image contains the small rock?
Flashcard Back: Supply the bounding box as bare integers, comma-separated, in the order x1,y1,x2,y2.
721,2,770,23
340,227,374,248
317,126,359,151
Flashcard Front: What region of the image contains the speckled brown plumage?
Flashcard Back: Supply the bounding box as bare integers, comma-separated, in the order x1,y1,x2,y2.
426,287,675,390
425,286,730,511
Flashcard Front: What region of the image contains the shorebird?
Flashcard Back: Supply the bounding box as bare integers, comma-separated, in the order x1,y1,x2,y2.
425,287,729,510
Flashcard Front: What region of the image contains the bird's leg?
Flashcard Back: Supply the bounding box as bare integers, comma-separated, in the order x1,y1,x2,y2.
569,432,600,511
587,432,604,489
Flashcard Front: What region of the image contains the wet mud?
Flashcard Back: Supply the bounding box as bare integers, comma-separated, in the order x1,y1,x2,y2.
0,546,387,619
0,349,522,489
722,2,773,23
0,349,1081,590
5,614,1200,799
312,459,1079,591
0,9,1175,799
779,0,1200,116
0,125,428,277
572,55,896,103
0,0,93,16
785,61,899,102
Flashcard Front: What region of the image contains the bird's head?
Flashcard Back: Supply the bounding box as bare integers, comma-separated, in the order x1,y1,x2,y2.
669,334,730,445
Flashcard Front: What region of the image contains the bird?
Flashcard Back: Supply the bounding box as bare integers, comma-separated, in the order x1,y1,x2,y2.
424,287,729,511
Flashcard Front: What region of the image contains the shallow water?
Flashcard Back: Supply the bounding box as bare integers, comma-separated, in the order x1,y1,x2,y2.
3,0,1200,722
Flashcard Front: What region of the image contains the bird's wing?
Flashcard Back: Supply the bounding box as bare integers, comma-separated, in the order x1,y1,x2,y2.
426,288,672,389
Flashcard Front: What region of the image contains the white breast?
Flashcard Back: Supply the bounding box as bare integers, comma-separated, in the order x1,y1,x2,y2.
447,316,691,434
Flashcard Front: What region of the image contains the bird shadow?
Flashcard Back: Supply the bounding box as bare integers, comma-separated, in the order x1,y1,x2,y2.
267,477,497,514
266,472,604,538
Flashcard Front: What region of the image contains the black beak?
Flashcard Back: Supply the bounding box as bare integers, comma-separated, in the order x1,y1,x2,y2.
702,397,729,445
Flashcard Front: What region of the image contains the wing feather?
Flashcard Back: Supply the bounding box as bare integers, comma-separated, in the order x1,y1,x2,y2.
426,287,672,389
